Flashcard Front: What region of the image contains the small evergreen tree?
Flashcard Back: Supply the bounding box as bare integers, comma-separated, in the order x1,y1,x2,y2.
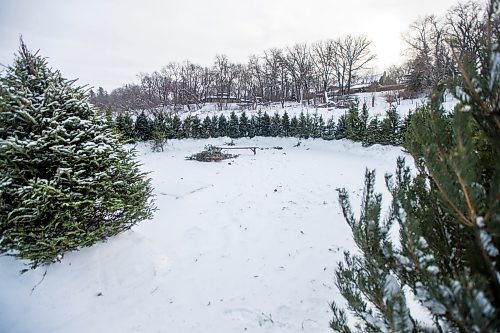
260,112,271,136
248,115,257,138
239,111,249,137
363,117,380,146
281,111,291,137
218,114,228,137
201,116,212,139
335,114,347,140
182,116,193,138
228,111,240,138
270,112,282,137
290,115,299,137
191,115,202,139
135,110,151,141
0,41,154,269
171,114,182,139
323,117,336,140
210,115,219,137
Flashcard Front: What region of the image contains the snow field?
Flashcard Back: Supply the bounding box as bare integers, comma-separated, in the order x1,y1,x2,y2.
0,137,409,333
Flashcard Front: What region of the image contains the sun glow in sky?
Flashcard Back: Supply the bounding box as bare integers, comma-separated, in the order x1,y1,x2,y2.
0,0,459,91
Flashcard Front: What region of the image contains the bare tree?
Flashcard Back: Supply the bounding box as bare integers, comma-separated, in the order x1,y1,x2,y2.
312,39,336,103
339,35,376,95
285,43,312,104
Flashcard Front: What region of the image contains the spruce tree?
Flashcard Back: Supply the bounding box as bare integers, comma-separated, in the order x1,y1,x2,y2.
248,115,257,138
323,117,336,140
191,115,202,139
290,115,299,137
331,6,500,330
239,111,249,137
171,114,182,139
135,110,151,141
201,116,212,139
228,111,240,138
0,41,154,269
182,116,193,138
270,112,282,137
335,114,347,140
261,112,271,136
210,115,219,138
218,114,228,137
281,111,291,137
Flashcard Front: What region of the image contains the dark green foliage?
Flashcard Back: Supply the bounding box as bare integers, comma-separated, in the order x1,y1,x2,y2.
186,145,237,162
363,117,380,147
270,112,282,137
239,112,249,137
281,111,290,137
201,116,212,139
135,111,151,141
248,115,257,138
218,114,228,137
290,115,299,137
210,115,219,138
116,112,136,142
151,111,169,151
335,114,347,140
182,116,193,138
171,114,182,139
323,117,336,140
379,106,401,145
228,111,240,138
0,41,154,269
260,112,271,136
191,116,202,139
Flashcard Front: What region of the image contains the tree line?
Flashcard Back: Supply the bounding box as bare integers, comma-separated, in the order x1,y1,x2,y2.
110,101,411,151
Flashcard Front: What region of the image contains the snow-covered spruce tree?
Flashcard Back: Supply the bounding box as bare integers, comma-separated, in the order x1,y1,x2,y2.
0,41,155,269
330,4,499,331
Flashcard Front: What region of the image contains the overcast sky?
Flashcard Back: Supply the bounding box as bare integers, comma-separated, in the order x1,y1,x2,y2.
0,0,460,91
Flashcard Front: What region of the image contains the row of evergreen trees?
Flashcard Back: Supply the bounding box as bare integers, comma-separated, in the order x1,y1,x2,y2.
110,100,411,150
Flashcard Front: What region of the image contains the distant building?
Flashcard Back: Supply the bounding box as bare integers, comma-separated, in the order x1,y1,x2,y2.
203,93,240,103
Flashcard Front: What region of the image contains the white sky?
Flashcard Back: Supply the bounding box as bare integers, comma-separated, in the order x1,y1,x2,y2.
0,0,460,91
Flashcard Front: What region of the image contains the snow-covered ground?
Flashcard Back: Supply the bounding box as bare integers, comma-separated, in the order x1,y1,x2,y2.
0,137,409,333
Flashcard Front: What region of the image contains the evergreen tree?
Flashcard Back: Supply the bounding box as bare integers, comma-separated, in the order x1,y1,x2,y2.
191,115,202,138
210,115,219,137
270,112,282,137
323,117,336,140
298,112,307,138
228,111,240,138
182,116,193,138
0,41,154,269
201,116,212,139
281,111,291,137
346,99,361,141
363,117,381,146
171,114,182,139
115,112,135,142
105,105,114,128
379,106,401,145
239,111,249,137
261,112,271,136
335,114,347,140
248,115,257,138
290,115,299,137
218,114,228,137
134,110,151,141
331,8,500,331
151,111,169,151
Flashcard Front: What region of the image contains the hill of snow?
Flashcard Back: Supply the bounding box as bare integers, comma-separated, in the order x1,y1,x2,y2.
0,137,409,333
